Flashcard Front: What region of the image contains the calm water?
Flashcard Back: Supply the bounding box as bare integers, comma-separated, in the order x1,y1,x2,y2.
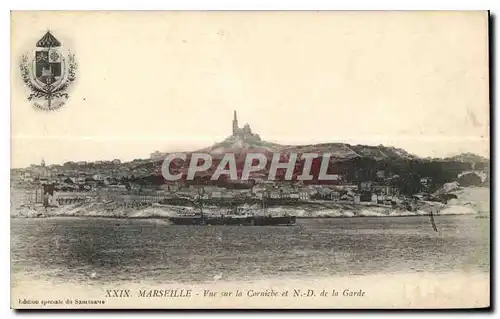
11,215,490,285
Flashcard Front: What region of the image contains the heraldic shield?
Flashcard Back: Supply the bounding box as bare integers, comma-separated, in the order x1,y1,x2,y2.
35,50,62,85
19,31,77,111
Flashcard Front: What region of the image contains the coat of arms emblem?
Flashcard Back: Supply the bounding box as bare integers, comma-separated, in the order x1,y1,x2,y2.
19,31,78,111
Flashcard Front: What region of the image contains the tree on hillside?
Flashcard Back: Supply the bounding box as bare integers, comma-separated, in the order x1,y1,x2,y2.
458,173,482,187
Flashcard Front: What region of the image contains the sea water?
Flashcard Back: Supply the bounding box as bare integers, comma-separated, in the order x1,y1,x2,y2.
11,215,490,286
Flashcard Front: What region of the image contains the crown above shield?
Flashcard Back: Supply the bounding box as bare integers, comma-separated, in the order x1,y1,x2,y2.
36,31,61,48
19,30,77,111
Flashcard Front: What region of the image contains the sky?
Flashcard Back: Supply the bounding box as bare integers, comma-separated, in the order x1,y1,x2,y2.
11,11,490,168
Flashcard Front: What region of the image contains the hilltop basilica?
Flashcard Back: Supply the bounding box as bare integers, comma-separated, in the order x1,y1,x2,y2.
231,110,261,142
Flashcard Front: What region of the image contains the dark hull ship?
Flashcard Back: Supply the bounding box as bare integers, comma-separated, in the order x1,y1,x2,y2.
167,192,296,226
168,214,296,226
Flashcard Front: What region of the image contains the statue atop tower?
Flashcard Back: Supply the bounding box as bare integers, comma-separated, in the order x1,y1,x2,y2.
232,110,239,135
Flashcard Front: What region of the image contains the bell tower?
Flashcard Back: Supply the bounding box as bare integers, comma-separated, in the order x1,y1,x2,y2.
232,110,239,135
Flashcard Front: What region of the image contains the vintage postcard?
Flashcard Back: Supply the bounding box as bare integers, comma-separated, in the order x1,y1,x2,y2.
10,11,490,309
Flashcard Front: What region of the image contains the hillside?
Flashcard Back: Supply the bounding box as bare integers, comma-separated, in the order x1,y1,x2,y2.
446,152,489,164
197,135,283,156
196,133,418,161
18,118,488,197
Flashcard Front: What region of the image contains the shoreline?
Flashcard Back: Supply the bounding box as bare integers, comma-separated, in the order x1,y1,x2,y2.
11,211,483,221
11,186,488,219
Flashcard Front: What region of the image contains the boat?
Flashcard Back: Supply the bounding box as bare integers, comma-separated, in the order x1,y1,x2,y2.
167,211,256,226
253,214,296,226
167,191,296,226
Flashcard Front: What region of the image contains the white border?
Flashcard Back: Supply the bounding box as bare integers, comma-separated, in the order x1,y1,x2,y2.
3,1,498,318
4,1,496,11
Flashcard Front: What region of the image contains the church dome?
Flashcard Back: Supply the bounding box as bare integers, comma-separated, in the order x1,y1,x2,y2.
243,123,252,134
